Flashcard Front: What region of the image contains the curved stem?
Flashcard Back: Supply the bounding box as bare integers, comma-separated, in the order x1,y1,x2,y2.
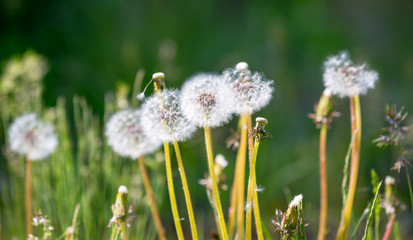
337,95,362,240
252,168,263,240
173,141,199,240
204,127,229,240
164,142,184,240
25,157,32,236
138,156,166,240
318,123,328,240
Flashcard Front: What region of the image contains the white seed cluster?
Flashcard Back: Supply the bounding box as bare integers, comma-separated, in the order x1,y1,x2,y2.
140,89,196,142
180,74,235,128
8,113,58,161
323,51,378,98
223,62,274,115
105,109,161,159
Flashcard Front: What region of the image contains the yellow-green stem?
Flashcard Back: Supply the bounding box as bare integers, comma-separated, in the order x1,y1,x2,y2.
164,142,184,240
228,115,247,240
138,156,166,240
336,95,361,240
204,127,229,240
318,123,328,240
120,224,128,240
237,115,248,240
173,141,199,240
246,137,263,240
404,167,413,214
25,157,32,236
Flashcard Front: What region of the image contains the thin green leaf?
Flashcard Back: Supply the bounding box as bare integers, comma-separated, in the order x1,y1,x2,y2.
362,181,383,240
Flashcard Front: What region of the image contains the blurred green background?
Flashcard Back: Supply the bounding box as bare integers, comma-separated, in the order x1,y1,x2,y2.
1,0,413,239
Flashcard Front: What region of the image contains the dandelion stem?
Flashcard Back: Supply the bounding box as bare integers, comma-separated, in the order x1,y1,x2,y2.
138,156,166,240
228,115,247,239
164,142,184,240
246,134,264,240
382,214,395,240
404,166,413,214
204,126,229,240
173,141,199,240
237,115,248,239
25,156,32,236
120,223,128,240
318,123,328,240
337,95,362,240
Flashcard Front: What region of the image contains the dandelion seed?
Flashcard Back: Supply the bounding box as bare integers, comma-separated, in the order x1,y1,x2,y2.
105,109,161,159
137,92,145,101
180,74,235,128
323,51,378,97
8,113,58,160
245,201,254,211
223,62,274,115
140,89,196,142
179,217,185,221
255,185,265,193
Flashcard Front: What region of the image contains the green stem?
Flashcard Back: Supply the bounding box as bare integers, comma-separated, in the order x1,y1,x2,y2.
337,95,362,240
25,156,32,236
246,136,263,240
120,223,128,240
318,123,328,240
164,142,184,240
173,141,199,240
404,166,413,214
204,126,229,240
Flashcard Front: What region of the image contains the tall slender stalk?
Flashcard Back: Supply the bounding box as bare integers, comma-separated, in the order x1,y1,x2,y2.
228,115,248,239
404,167,413,214
25,156,32,236
246,132,264,240
318,123,328,240
382,214,395,240
173,141,199,240
120,224,128,240
164,142,184,240
337,95,362,240
204,126,229,240
138,156,166,240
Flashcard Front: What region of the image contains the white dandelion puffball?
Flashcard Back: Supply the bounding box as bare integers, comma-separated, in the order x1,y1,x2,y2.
8,113,58,161
323,51,378,98
106,109,161,159
140,89,196,143
180,74,235,128
223,62,274,115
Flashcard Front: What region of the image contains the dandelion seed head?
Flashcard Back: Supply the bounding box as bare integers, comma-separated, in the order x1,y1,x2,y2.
140,89,197,142
289,194,303,208
8,113,58,161
223,62,274,115
180,74,235,127
105,109,161,159
323,51,378,97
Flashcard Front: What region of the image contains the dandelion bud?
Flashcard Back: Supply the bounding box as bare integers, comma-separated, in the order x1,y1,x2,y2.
214,154,228,177
113,185,128,218
118,185,128,195
152,72,165,92
255,117,268,130
236,62,249,72
323,51,378,97
282,194,303,235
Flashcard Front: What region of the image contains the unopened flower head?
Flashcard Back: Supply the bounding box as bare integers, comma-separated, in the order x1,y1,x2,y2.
140,89,196,142
118,185,128,195
8,113,58,161
180,74,235,127
106,109,161,159
223,62,274,114
289,194,303,208
323,51,378,97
